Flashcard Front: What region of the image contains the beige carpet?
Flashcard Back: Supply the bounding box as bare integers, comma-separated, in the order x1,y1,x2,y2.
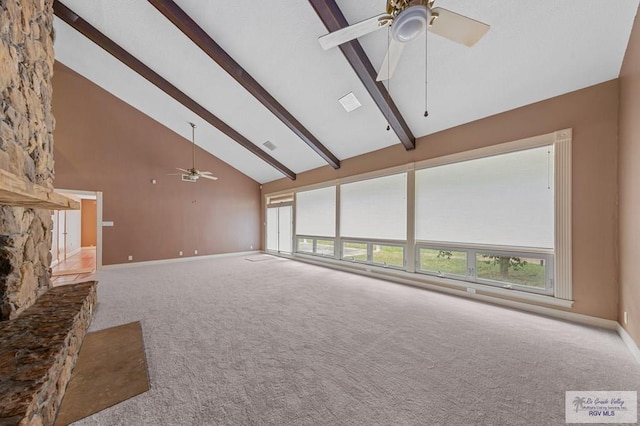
71,255,639,425
55,322,150,425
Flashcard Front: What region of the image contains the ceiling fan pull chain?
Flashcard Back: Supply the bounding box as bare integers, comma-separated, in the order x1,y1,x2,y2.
424,22,429,118
386,26,391,131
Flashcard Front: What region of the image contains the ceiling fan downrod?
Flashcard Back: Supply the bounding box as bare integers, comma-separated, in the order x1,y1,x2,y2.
190,122,196,171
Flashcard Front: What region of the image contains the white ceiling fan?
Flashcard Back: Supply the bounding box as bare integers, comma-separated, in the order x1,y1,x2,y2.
175,122,218,182
319,0,490,81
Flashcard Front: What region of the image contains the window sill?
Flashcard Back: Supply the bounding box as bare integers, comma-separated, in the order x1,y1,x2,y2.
291,252,574,309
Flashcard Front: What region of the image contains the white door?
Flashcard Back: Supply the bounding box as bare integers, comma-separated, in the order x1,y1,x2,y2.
266,205,292,254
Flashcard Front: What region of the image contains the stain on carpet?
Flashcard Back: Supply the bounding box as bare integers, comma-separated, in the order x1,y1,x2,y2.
54,321,150,425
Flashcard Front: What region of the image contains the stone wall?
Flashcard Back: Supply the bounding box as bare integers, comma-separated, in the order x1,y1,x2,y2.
0,281,97,425
0,0,56,320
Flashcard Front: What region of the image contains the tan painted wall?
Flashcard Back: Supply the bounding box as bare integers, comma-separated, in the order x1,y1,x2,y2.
263,80,620,320
80,199,97,247
52,62,261,265
619,6,640,346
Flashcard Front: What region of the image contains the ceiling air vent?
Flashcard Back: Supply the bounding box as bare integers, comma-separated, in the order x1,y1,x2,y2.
338,92,362,112
263,140,277,151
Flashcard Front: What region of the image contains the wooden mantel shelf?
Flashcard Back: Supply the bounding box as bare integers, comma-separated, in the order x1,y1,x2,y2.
0,169,80,210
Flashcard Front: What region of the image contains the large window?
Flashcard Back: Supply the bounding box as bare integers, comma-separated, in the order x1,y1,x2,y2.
415,145,554,248
268,129,572,303
296,186,336,237
340,173,407,240
295,186,336,257
415,145,555,294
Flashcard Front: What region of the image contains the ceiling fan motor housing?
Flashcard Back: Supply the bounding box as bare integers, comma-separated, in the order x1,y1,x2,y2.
391,4,430,43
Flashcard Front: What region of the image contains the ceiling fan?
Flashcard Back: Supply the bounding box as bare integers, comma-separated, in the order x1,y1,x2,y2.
175,122,218,182
318,0,490,81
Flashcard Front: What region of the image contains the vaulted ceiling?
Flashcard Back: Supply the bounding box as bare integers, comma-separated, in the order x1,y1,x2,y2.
53,0,639,183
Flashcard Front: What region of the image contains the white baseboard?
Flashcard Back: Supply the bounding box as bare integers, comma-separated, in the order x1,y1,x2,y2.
292,254,640,362
617,324,640,364
67,247,82,258
292,254,613,328
51,247,82,268
101,250,260,270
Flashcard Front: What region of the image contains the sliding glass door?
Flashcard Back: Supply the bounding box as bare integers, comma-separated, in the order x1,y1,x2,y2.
266,205,292,254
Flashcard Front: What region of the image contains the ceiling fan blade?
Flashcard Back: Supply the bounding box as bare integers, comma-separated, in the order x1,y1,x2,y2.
199,174,218,180
376,39,405,81
199,171,214,175
429,7,490,47
319,13,392,50
176,167,190,173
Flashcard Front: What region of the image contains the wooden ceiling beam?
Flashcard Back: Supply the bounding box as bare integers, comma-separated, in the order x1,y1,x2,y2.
308,0,416,150
148,0,341,170
53,1,296,180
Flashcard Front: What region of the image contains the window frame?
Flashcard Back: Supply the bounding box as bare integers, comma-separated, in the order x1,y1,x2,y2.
295,235,336,258
265,129,572,304
415,242,554,296
340,238,406,270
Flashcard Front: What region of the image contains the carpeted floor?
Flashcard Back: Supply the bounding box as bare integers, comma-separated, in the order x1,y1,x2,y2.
73,255,639,425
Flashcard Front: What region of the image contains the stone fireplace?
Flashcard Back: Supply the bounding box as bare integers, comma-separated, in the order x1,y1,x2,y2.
0,0,56,320
0,0,97,424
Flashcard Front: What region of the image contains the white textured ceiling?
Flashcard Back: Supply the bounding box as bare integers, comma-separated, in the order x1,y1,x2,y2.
54,0,639,183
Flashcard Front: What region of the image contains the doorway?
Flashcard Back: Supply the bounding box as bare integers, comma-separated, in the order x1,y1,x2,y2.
51,190,103,285
266,205,292,254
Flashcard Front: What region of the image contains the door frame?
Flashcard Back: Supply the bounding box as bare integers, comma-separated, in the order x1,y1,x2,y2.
56,189,104,269
266,203,293,254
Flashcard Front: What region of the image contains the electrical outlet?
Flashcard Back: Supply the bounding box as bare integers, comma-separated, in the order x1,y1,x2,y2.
194,250,198,255
467,288,476,294
128,255,133,261
179,251,183,256
624,311,628,325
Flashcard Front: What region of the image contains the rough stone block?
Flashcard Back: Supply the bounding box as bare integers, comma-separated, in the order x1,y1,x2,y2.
0,282,97,425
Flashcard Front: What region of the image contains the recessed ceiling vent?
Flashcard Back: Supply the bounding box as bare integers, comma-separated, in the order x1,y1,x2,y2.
338,92,362,112
263,140,277,151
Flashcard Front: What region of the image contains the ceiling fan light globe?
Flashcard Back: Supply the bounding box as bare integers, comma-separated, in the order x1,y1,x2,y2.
391,5,429,43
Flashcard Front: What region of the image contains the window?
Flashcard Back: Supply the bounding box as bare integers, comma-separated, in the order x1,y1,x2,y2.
419,248,468,278
372,244,405,268
415,145,556,294
342,241,368,262
295,186,336,257
415,146,554,248
341,173,407,240
296,237,335,257
341,241,405,269
475,253,550,290
297,237,313,253
316,240,335,257
296,186,336,237
268,129,572,302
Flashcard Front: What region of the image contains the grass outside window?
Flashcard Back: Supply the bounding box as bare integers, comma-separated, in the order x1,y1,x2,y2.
419,249,467,276
372,245,404,268
342,242,368,262
476,254,546,289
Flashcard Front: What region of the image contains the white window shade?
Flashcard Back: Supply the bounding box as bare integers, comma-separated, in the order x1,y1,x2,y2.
341,173,407,240
296,186,336,237
416,146,554,248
